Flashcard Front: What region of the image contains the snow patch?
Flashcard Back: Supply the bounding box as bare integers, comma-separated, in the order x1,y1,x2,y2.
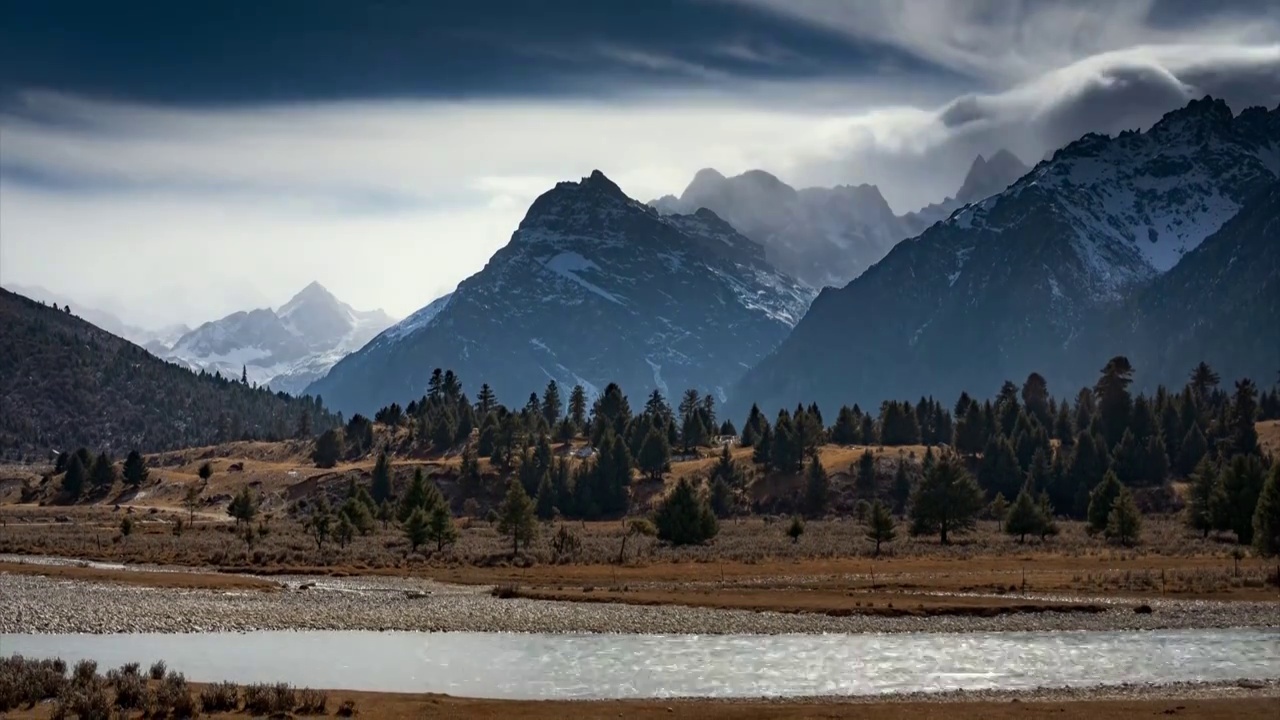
540,252,624,305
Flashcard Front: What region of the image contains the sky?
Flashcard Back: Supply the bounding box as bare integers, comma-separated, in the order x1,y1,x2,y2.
1,0,1278,329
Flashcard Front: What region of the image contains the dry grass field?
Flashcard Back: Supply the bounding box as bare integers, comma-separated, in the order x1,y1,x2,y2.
2,430,1277,616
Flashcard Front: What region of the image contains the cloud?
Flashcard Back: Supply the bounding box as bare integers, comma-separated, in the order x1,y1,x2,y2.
726,0,1280,82
3,3,1277,330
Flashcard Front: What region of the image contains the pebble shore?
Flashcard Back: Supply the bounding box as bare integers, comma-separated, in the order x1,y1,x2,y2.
2,570,1277,636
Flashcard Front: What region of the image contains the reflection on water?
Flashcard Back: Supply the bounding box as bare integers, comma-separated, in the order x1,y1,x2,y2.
2,628,1277,699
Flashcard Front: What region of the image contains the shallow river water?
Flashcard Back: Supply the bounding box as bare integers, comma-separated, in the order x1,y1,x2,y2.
3,628,1278,699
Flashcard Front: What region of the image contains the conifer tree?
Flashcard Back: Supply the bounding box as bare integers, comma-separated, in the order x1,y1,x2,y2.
1219,454,1266,545
398,467,430,523
1186,457,1219,538
62,453,87,500
1177,424,1208,477
497,479,537,555
89,452,116,490
866,500,897,555
122,450,149,488
1095,356,1135,449
403,507,429,553
1105,486,1142,546
1252,463,1280,557
977,436,1021,501
535,473,557,520
653,477,717,545
787,515,805,543
804,452,829,517
909,452,983,544
1087,471,1123,534
1063,431,1106,518
856,449,877,497
708,443,743,488
313,428,344,468
1004,488,1046,542
425,504,459,552
752,423,773,470
1229,379,1260,457
227,486,257,526
541,380,562,428
475,383,497,416
568,384,588,431
370,452,393,504
1188,362,1220,403
892,458,912,514
954,402,986,456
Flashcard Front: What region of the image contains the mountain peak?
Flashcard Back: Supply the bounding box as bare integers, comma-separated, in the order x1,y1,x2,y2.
279,281,341,317
956,149,1029,204
579,169,626,197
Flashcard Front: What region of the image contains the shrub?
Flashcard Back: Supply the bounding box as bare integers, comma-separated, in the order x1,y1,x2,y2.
120,662,140,677
148,660,167,680
153,670,195,718
108,667,148,710
297,687,328,714
53,677,111,720
336,698,358,716
199,681,241,712
490,583,521,599
245,682,296,714
71,659,97,686
0,655,69,712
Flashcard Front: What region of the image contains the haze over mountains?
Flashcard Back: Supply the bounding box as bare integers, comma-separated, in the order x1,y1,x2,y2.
649,150,1029,289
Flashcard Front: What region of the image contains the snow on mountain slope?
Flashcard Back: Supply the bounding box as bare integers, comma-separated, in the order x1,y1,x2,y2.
166,282,396,394
902,150,1030,233
730,96,1280,417
309,170,815,416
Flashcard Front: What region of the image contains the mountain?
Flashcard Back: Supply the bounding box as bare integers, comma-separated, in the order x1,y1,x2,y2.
730,97,1280,417
309,170,815,416
0,283,190,350
0,288,337,458
1085,180,1280,387
650,151,1030,289
166,282,395,394
650,169,907,289
902,150,1031,233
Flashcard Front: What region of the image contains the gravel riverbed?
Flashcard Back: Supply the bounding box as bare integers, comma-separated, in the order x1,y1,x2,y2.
2,569,1278,635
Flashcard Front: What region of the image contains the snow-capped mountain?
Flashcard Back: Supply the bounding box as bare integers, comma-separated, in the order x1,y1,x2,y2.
309,170,816,416
730,96,1280,416
650,152,1030,289
901,150,1030,233
166,282,396,394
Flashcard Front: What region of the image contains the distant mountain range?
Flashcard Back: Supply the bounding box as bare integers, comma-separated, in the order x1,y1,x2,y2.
165,282,396,394
649,150,1029,289
0,287,338,458
730,96,1280,417
309,170,815,416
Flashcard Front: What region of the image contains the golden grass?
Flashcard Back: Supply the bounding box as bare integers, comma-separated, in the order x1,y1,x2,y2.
0,561,279,591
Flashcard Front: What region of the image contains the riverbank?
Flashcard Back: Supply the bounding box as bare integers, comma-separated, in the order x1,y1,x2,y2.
4,680,1279,719
3,567,1277,635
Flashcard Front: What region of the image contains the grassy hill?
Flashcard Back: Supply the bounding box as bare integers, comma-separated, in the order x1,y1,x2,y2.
0,288,337,459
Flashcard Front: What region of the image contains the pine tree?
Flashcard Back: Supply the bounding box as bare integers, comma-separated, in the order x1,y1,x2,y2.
752,423,773,470
62,453,87,500
1004,488,1046,542
425,504,459,552
227,486,257,526
1086,471,1123,534
954,402,987,456
427,368,444,402
307,500,333,550
1252,463,1280,557
678,389,701,423
1095,356,1135,449
313,428,344,468
787,515,805,543
831,406,859,445
334,512,354,549
804,452,829,517
541,380,562,428
1219,454,1266,545
1110,428,1143,486
1186,458,1219,537
370,452,393,504
535,473,556,520
475,384,497,416
856,449,876,498
1021,372,1051,427
909,452,983,544
568,384,588,431
1105,486,1142,546
891,458,912,514
977,436,1021,501
708,443,744,488
1188,362,1220,404
497,479,537,555
1177,424,1208,477
89,452,116,490
866,500,897,555
1229,379,1260,457
403,507,429,553
1062,431,1106,518
122,450,148,488
398,467,430,523
653,477,717,545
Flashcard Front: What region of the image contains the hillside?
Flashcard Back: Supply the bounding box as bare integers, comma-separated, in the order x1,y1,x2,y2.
0,288,338,458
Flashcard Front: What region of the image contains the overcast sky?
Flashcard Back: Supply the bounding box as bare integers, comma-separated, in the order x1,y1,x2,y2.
2,0,1278,328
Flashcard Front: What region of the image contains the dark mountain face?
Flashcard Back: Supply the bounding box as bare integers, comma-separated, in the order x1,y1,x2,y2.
308,171,815,416
730,97,1280,419
1085,181,1280,388
0,289,337,458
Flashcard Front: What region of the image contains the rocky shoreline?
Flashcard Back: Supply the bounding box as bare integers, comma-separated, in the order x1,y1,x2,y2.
2,569,1278,636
